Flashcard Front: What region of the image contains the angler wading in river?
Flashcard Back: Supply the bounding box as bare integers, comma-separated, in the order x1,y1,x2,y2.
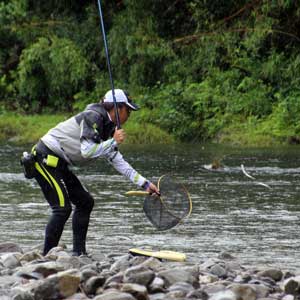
21,89,159,256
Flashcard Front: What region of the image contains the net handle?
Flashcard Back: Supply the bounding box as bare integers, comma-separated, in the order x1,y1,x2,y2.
125,191,149,196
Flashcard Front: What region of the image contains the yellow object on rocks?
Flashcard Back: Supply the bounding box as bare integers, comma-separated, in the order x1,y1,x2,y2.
129,248,186,262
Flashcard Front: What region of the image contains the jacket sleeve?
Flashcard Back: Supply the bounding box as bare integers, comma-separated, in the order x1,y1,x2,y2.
80,138,147,187
107,151,148,187
81,138,118,159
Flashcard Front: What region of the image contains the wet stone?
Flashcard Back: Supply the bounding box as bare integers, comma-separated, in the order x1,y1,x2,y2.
0,243,23,254
228,283,257,300
83,275,106,295
257,269,283,282
93,290,135,300
121,283,149,300
158,266,199,288
148,276,165,293
124,265,155,287
210,264,227,278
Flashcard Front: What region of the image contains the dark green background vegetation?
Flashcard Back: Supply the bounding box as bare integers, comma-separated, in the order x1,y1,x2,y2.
1,0,300,145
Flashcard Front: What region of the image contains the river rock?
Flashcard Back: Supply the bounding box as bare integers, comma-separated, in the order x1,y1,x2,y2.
228,283,257,300
280,276,300,295
0,243,23,254
96,261,111,272
19,251,43,264
165,289,187,298
130,256,149,267
12,290,34,300
282,295,295,300
158,266,199,288
15,261,66,278
32,269,80,300
0,274,22,289
210,264,227,278
165,281,195,298
200,273,219,284
77,255,93,267
121,283,149,300
110,254,132,273
83,275,106,295
124,265,155,286
200,259,218,271
93,290,135,300
56,255,82,269
11,281,41,299
210,290,237,300
148,276,165,293
168,281,195,293
104,271,124,288
186,289,209,299
80,263,99,273
249,282,271,298
87,252,105,262
257,268,283,282
80,268,99,283
44,246,68,259
202,283,227,295
225,261,243,272
1,253,22,269
64,293,90,300
140,257,162,271
148,293,166,300
233,272,252,284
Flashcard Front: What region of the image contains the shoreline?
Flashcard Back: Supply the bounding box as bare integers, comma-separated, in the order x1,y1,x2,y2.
0,112,298,147
0,242,299,300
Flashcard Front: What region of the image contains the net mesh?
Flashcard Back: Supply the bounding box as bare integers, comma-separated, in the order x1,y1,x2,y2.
143,175,191,231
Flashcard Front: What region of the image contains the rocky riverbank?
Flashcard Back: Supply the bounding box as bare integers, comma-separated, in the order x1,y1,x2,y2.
0,242,299,300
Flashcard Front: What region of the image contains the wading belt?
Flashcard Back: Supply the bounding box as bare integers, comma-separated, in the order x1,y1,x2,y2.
35,140,68,170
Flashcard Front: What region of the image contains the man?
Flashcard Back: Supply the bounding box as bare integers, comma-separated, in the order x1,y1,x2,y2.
32,89,159,256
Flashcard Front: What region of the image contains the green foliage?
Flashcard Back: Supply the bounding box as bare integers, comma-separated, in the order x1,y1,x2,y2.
15,36,89,111
108,7,174,88
0,0,27,25
1,1,300,145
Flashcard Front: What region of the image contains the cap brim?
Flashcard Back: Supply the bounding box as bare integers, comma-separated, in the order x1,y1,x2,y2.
126,102,139,111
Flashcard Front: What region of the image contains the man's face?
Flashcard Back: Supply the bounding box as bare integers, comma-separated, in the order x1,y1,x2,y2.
119,105,131,124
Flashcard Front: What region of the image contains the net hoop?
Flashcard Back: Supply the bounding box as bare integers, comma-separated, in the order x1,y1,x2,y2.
157,174,192,220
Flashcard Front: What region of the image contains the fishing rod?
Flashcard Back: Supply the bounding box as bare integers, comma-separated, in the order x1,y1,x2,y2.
96,0,121,129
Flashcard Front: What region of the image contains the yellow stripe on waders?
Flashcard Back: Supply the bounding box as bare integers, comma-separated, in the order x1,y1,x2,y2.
35,162,65,207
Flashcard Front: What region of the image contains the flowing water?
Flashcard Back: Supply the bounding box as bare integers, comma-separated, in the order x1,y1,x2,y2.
1,143,300,270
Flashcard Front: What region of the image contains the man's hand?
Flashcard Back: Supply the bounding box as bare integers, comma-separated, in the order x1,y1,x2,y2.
146,182,160,196
113,129,126,144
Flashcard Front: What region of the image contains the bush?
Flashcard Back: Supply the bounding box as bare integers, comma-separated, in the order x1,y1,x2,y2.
15,36,89,112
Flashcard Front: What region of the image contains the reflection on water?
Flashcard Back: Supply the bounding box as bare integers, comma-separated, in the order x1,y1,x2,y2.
1,143,300,270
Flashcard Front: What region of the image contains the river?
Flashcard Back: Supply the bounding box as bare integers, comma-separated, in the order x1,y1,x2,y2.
1,143,300,270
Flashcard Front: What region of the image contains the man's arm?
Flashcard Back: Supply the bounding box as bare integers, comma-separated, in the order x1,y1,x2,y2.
81,138,117,159
106,150,147,187
107,150,159,194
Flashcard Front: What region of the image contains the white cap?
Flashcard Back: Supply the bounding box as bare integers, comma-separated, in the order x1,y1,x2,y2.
103,89,139,111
